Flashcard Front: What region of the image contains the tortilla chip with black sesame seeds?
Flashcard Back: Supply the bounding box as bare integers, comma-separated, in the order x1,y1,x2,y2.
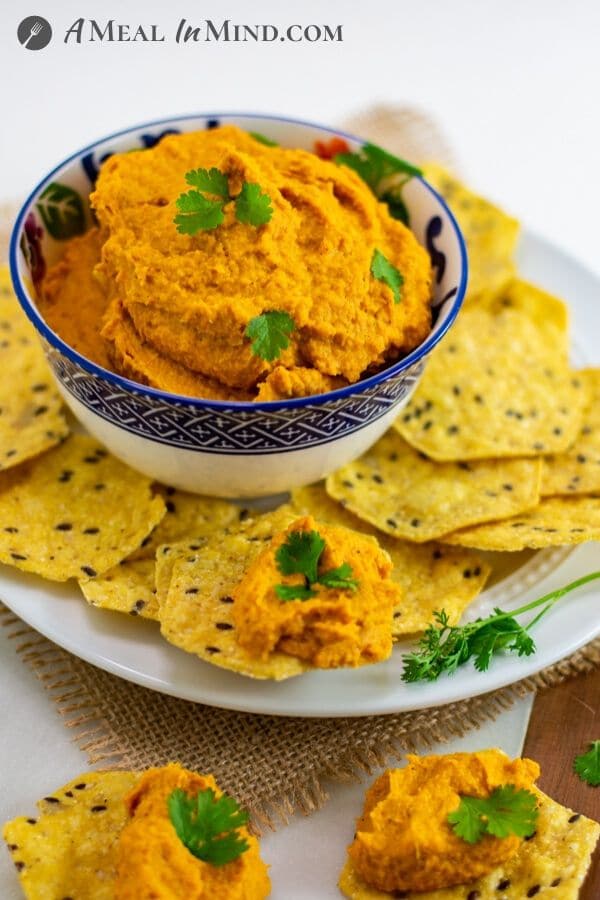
291,483,491,636
442,494,600,551
79,558,159,620
422,164,520,299
2,771,138,900
541,368,600,497
0,266,69,472
394,283,586,461
127,487,244,561
0,434,166,581
158,507,308,679
325,431,541,543
338,788,599,900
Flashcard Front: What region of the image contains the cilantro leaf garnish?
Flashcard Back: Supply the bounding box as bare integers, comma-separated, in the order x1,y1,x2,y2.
168,787,250,866
574,741,600,786
275,584,317,601
174,168,272,235
245,310,295,362
235,182,273,226
174,191,225,234
317,562,359,591
371,249,404,304
276,530,325,585
402,571,600,683
185,167,230,199
249,131,279,147
334,142,421,224
335,142,422,192
274,528,359,601
448,785,538,844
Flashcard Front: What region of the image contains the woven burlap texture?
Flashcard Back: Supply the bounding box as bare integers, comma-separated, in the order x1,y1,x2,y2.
2,107,599,830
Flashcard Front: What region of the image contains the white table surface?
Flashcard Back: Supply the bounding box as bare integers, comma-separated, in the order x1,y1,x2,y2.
0,1,599,896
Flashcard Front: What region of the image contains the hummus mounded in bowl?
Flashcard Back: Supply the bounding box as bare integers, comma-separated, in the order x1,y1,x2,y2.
39,125,433,402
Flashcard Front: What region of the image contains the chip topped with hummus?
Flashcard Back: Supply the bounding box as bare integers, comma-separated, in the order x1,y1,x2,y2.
39,126,433,401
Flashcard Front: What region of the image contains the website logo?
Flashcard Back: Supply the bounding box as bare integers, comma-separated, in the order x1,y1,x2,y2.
17,16,52,50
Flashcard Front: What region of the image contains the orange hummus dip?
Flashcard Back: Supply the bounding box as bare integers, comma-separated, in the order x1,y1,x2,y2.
39,126,432,401
232,515,400,668
348,750,540,893
115,763,270,899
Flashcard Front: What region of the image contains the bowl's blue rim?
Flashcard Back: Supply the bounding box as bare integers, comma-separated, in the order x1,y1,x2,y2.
9,111,468,413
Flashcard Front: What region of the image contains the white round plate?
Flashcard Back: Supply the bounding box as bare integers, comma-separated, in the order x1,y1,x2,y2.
1,231,599,717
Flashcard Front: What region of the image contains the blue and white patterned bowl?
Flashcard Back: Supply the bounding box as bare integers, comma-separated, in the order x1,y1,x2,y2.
10,114,467,497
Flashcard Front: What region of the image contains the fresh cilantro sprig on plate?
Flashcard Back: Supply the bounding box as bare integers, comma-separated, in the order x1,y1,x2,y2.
168,787,250,866
448,785,538,844
371,249,404,304
245,310,295,362
402,571,600,683
274,529,359,602
574,741,600,787
174,167,273,234
335,142,422,225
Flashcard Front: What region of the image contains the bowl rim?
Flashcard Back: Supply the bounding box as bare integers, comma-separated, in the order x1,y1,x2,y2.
10,111,468,412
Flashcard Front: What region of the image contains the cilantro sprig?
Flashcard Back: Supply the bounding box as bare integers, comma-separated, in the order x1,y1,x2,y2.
335,142,422,225
574,741,600,787
448,785,538,844
371,249,404,304
274,529,359,602
245,310,295,362
174,167,273,234
168,787,250,866
402,571,600,683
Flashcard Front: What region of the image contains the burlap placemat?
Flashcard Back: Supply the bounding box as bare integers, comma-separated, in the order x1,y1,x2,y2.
2,604,599,829
2,108,599,830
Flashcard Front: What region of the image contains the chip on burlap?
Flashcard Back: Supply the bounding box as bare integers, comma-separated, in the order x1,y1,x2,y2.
128,488,245,561
338,789,600,899
159,507,308,679
0,434,166,581
79,558,158,620
443,494,600,551
541,368,600,496
422,164,520,299
395,297,586,461
2,771,138,900
291,484,491,636
326,431,541,543
0,266,68,472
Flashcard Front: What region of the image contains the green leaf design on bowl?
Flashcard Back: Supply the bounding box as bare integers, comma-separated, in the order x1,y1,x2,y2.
36,183,86,240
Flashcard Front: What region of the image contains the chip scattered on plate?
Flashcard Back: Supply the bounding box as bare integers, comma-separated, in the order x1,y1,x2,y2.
395,281,586,461
0,266,69,472
0,434,166,581
326,430,541,542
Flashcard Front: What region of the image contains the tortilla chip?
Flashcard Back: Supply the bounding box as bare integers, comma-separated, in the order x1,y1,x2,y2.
326,431,541,543
443,494,600,550
0,266,69,472
291,484,491,636
476,277,570,342
128,488,245,561
338,789,599,899
395,294,586,460
422,163,520,299
0,434,166,581
541,368,600,496
154,536,212,604
3,771,138,900
158,507,308,679
79,558,158,619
